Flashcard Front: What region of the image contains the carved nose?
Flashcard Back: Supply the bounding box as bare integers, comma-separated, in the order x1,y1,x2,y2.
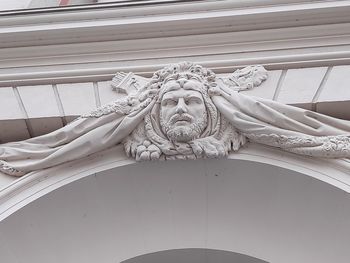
176,98,187,114
177,78,187,88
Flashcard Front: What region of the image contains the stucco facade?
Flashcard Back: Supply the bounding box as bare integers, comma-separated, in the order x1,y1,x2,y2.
0,1,350,262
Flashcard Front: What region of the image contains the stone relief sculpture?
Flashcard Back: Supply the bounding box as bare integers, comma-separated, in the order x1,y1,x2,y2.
0,62,350,176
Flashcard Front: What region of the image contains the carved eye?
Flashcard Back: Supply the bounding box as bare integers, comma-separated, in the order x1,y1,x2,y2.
162,99,177,107
186,97,202,105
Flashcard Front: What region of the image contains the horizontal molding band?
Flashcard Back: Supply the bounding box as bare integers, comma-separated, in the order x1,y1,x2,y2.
0,2,349,87
1,51,350,86
1,1,350,48
0,0,327,17
0,1,350,87
2,22,350,65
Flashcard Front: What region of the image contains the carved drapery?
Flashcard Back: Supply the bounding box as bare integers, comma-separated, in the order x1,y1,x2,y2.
0,62,349,176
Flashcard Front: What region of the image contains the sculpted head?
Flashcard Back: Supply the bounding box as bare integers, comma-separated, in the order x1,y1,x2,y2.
125,62,244,161
138,62,218,144
159,78,208,142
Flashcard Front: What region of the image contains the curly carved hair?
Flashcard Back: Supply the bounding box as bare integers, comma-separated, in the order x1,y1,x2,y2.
129,62,216,103
124,62,245,160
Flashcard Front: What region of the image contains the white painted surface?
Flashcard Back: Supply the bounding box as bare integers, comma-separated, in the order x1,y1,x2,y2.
318,65,350,102
0,157,349,263
316,65,350,119
28,0,59,8
0,64,349,144
277,67,327,106
17,85,61,118
98,80,125,105
0,0,31,11
1,1,350,86
241,70,282,100
57,82,96,116
0,143,349,218
0,2,348,263
0,0,349,146
0,88,23,119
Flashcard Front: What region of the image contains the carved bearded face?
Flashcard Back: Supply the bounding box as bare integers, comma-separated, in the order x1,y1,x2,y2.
159,78,208,142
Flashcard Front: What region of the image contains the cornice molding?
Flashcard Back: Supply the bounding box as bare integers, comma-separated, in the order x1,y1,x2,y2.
1,0,350,85
2,0,350,47
1,0,346,17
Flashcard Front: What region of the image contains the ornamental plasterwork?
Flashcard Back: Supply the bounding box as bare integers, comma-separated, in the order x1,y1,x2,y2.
0,62,349,176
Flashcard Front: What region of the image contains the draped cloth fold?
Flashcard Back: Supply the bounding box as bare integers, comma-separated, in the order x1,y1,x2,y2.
0,100,155,176
1,84,350,177
211,90,350,158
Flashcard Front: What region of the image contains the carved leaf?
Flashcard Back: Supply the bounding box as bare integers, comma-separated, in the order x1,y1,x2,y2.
221,65,268,92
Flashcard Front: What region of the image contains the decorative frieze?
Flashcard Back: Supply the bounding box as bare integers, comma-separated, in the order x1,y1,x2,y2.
0,62,349,176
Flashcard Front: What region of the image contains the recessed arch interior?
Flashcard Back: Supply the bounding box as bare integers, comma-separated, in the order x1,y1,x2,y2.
0,159,349,263
122,248,268,263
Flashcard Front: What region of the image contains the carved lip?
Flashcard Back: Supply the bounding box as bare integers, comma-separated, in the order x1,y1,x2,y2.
171,114,193,125
174,120,191,125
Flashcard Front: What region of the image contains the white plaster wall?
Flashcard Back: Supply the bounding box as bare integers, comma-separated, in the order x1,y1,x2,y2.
1,1,350,143
0,0,31,11
1,65,350,144
0,2,349,261
0,159,349,263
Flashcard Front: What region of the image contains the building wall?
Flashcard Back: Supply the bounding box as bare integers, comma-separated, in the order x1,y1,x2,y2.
1,0,350,143
0,2,350,262
0,0,32,10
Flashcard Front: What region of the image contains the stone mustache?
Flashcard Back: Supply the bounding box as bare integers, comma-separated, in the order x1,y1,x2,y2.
0,62,350,176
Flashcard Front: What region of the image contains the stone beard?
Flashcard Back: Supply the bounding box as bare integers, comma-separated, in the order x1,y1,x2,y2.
160,109,208,143
159,79,209,143
123,62,246,161
2,61,350,177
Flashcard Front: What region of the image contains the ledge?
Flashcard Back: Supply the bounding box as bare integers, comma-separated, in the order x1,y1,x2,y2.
1,0,350,86
1,65,350,143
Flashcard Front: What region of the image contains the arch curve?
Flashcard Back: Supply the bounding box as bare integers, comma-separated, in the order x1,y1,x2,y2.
0,144,350,262
122,248,268,263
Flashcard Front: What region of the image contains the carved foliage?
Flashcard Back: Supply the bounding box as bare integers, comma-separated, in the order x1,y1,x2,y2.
124,115,246,161
245,133,350,158
220,65,268,92
122,62,248,161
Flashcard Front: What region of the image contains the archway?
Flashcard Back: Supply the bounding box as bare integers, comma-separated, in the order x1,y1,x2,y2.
0,151,349,262
122,248,267,263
